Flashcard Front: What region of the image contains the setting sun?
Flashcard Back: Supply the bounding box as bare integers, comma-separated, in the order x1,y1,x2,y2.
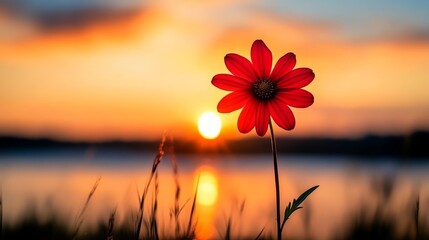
198,112,222,139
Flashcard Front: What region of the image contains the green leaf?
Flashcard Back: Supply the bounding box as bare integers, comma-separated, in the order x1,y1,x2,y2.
281,185,319,231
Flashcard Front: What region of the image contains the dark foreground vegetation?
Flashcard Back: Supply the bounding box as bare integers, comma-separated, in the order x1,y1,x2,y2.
1,179,428,240
1,135,429,240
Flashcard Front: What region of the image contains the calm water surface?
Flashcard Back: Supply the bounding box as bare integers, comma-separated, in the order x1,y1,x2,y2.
1,150,428,239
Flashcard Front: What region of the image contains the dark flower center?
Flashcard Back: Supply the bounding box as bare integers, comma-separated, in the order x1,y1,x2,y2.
252,79,276,100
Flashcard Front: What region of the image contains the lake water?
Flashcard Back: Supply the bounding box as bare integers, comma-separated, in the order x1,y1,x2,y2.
1,149,428,239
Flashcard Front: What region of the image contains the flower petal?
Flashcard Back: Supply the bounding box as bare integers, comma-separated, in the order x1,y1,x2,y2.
212,74,252,91
276,89,314,108
268,101,295,130
237,99,257,134
270,52,296,81
277,68,315,89
251,40,272,79
255,102,270,136
217,91,251,113
225,53,257,81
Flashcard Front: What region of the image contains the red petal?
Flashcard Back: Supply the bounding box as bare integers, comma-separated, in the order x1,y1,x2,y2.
217,91,251,113
270,52,296,81
268,101,295,130
251,40,272,79
276,89,314,108
225,54,257,81
212,74,252,91
255,102,269,136
277,68,315,89
237,99,257,134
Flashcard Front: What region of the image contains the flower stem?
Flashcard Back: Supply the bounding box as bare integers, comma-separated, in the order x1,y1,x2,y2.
269,119,281,240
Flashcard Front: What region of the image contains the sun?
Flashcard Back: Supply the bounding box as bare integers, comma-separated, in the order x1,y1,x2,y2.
198,112,222,139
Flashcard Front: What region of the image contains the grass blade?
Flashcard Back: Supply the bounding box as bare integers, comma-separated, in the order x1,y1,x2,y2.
415,194,420,239
72,176,101,239
167,135,182,237
186,174,200,238
107,209,116,240
149,172,159,240
255,227,265,240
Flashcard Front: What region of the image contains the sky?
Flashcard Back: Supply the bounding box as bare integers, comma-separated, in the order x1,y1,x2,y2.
1,0,429,141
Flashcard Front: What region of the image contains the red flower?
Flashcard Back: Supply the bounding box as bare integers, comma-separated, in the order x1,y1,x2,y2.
212,40,315,136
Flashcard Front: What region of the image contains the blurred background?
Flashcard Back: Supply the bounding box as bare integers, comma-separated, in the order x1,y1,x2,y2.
1,0,429,239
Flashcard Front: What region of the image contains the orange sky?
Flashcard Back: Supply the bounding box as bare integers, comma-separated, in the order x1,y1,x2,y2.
1,0,429,141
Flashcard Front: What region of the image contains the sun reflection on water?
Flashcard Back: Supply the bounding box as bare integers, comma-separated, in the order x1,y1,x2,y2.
196,169,218,206
194,167,218,239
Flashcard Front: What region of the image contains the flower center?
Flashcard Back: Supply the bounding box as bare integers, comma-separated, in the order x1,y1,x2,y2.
252,79,276,100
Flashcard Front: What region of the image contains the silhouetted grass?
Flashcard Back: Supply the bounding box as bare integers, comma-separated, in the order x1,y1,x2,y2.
106,209,115,240
133,134,199,240
72,177,101,239
2,178,428,240
2,203,70,240
135,135,165,240
337,175,429,240
184,174,198,240
167,135,182,237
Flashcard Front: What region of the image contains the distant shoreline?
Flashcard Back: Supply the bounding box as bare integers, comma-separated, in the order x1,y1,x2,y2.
1,131,428,159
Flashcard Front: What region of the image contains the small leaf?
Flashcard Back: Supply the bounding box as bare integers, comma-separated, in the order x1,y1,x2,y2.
295,185,319,208
281,185,319,231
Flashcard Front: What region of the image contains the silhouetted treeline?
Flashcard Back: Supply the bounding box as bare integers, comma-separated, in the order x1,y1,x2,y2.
0,130,428,159
222,131,429,158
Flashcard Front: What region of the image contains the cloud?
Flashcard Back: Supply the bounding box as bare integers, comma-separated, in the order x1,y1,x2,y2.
0,0,146,40
28,8,143,32
376,27,429,44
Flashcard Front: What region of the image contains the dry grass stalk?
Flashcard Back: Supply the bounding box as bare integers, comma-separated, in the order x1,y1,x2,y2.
167,135,182,237
135,134,166,240
415,194,420,239
224,216,232,240
146,171,159,240
255,227,265,240
185,174,199,239
106,209,116,240
72,176,101,239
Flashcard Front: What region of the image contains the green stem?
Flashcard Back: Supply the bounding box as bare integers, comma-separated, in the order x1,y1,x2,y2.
269,119,281,240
